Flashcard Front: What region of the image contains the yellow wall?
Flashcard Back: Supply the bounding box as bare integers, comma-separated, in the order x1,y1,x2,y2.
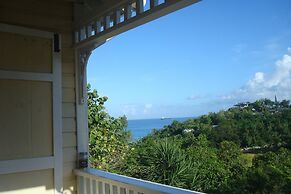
0,170,54,194
0,0,77,193
0,79,53,161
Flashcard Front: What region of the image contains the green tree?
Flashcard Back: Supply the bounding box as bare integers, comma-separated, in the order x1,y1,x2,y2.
88,84,131,170
146,139,190,188
245,148,291,193
89,97,291,193
186,135,229,193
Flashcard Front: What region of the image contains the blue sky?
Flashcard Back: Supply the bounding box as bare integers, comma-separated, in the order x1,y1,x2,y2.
87,0,291,120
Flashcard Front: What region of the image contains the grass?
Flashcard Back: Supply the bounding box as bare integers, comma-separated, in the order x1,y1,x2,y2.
242,153,256,167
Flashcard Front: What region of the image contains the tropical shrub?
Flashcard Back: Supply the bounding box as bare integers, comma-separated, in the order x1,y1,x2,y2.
88,85,131,170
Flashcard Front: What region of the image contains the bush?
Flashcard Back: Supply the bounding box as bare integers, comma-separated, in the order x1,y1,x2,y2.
88,85,131,170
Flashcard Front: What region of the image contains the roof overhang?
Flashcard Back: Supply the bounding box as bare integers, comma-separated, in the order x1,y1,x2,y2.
74,0,201,106
73,0,201,50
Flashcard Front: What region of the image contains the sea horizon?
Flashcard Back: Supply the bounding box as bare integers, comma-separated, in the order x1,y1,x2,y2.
127,116,196,140
127,116,197,121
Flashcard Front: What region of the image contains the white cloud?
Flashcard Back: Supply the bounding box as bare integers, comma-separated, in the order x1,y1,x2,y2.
145,104,153,109
219,94,235,100
117,49,291,119
121,103,154,118
143,104,153,114
248,72,265,88
221,49,291,102
267,54,291,87
122,105,137,116
187,95,203,100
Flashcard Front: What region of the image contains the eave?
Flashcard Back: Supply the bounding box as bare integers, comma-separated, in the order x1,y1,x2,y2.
74,0,201,51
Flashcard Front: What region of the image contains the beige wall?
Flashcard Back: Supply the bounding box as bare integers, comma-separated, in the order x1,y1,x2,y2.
0,79,53,161
0,170,54,194
0,1,77,193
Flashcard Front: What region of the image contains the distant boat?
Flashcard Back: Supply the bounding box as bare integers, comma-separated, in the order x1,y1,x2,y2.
161,117,171,120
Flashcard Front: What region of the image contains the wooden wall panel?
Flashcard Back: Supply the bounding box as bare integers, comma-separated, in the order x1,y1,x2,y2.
30,81,53,157
63,88,76,103
63,148,77,163
62,103,76,118
62,74,75,88
63,162,76,181
0,1,77,193
63,118,76,132
62,48,75,64
0,31,52,73
62,63,75,74
0,80,53,160
63,133,77,148
0,169,54,194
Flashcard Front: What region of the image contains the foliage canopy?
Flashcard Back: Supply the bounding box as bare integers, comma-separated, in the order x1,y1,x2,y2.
88,89,291,194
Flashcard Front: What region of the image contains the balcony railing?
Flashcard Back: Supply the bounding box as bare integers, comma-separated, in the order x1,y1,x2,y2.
74,0,200,49
75,168,204,194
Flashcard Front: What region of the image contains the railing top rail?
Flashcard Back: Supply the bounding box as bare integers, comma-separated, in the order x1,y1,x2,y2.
75,168,205,194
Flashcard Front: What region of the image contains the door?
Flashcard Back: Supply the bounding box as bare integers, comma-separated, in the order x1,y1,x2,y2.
0,24,62,194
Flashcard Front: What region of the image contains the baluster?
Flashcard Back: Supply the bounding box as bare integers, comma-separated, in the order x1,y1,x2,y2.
98,181,103,194
125,187,130,194
85,25,89,38
129,190,134,194
85,177,90,194
150,0,159,9
116,9,121,25
92,21,97,35
105,15,111,30
102,182,106,194
105,183,111,194
83,177,87,194
80,27,86,40
111,12,116,27
116,186,121,194
95,179,99,194
75,31,79,43
86,24,92,37
136,0,144,15
112,184,117,194
125,4,132,20
120,187,126,194
77,176,85,194
90,178,94,194
96,20,101,33
78,29,82,42
92,22,96,35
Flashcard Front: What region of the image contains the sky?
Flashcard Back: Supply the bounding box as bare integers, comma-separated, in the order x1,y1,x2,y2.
87,0,291,120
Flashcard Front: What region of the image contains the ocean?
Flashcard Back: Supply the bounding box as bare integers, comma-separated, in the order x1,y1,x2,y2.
127,117,193,140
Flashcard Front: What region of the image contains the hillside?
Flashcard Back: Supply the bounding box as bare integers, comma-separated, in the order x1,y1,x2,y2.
153,98,291,149
114,99,291,194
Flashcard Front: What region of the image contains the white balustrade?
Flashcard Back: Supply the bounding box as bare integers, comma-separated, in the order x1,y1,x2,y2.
75,168,204,194
75,0,156,44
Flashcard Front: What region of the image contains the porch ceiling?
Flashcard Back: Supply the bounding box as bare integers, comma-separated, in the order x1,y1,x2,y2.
74,0,127,28
74,0,201,50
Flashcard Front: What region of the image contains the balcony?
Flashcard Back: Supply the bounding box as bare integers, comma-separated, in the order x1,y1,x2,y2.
75,168,204,194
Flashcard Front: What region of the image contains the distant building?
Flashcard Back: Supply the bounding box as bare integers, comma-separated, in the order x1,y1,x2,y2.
183,129,194,133
234,102,251,109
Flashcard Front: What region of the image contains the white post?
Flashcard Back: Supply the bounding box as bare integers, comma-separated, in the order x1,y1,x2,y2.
75,49,91,168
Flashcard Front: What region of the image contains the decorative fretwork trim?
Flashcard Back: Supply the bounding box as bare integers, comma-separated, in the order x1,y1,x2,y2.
77,49,91,104
74,0,201,50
